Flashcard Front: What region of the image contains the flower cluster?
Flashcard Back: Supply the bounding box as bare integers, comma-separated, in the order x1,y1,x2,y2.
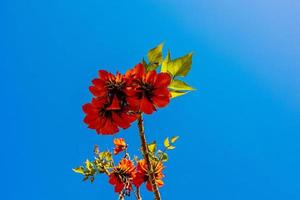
74,43,195,200
83,63,171,135
110,139,166,195
74,138,169,198
109,158,165,195
109,158,136,194
134,159,165,191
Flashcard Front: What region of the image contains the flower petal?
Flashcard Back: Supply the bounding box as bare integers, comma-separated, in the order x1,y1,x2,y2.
152,95,170,108
98,70,110,79
100,119,119,135
146,181,153,191
155,73,171,87
89,86,107,97
82,103,97,114
140,97,155,114
145,70,157,84
92,78,105,87
112,112,130,129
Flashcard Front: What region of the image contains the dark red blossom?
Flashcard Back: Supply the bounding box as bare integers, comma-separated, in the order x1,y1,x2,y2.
109,158,136,193
83,70,137,135
83,98,136,135
126,64,171,114
89,70,128,109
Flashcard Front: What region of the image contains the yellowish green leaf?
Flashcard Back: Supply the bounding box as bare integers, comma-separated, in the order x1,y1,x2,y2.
142,58,148,68
99,151,112,161
169,79,195,91
148,43,164,66
171,136,179,143
157,150,168,162
73,167,84,174
85,159,94,171
164,137,170,148
167,145,176,150
147,63,158,71
166,53,193,77
161,50,171,73
148,141,157,153
170,90,189,98
161,152,168,162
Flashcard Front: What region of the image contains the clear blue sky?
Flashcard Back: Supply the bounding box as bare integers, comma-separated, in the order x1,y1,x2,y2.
1,0,300,199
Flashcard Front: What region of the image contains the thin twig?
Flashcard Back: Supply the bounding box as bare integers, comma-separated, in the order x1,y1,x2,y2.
137,114,161,200
134,187,142,200
118,193,124,200
154,146,168,169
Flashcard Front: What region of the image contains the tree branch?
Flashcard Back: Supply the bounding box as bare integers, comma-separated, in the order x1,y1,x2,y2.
137,114,162,200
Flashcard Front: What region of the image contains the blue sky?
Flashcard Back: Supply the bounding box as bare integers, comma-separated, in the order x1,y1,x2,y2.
1,0,300,199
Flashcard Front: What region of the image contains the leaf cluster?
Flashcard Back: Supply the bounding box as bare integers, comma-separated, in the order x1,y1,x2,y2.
144,43,195,98
73,147,114,182
147,136,179,163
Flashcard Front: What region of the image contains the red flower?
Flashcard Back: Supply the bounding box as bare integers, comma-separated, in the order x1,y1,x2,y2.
113,138,127,155
133,159,165,191
89,70,128,110
83,70,137,135
126,63,171,114
109,158,136,193
83,98,136,135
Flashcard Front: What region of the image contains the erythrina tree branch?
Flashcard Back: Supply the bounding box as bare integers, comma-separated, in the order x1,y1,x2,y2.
137,114,161,200
73,43,195,200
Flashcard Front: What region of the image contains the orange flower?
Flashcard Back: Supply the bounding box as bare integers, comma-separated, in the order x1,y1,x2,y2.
109,158,136,193
113,138,127,155
133,159,165,191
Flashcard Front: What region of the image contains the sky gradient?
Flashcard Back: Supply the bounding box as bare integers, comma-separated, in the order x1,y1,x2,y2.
1,0,300,199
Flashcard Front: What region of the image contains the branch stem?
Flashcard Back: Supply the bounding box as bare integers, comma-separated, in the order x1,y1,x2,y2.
137,114,162,200
134,187,142,200
118,193,124,200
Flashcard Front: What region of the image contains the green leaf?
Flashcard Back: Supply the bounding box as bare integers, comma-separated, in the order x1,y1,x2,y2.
99,151,112,161
148,141,157,153
169,79,195,91
166,53,193,77
105,152,113,161
167,146,176,150
99,152,105,159
147,63,160,71
170,90,189,98
73,167,85,174
157,150,168,162
148,43,164,66
142,58,148,68
161,152,168,162
85,159,94,171
164,137,170,148
161,50,171,73
171,136,179,143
